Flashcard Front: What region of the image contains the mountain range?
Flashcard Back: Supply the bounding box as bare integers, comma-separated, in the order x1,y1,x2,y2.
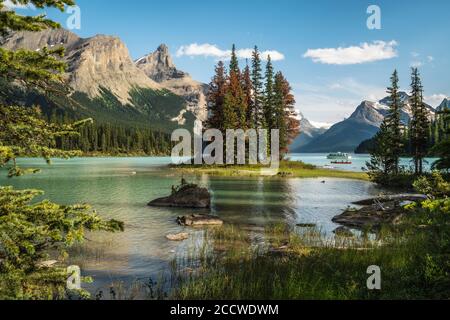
0,29,207,131
294,92,444,153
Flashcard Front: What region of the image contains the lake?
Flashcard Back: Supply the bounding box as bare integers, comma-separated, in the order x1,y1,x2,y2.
0,155,395,294
290,153,438,172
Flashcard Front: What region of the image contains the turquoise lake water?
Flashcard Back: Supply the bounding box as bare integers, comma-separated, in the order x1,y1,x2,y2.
0,156,396,293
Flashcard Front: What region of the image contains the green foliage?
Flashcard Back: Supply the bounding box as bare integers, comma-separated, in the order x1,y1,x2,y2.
410,68,430,174
205,45,299,157
0,0,125,300
170,202,450,300
0,47,67,92
0,105,90,177
413,171,450,198
0,186,123,299
432,109,450,171
367,70,404,178
0,0,75,36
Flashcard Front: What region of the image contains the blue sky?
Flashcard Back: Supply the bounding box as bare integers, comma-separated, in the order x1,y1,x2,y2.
8,0,450,126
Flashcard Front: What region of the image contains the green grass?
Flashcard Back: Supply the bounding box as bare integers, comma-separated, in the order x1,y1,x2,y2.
168,214,450,300
172,160,369,181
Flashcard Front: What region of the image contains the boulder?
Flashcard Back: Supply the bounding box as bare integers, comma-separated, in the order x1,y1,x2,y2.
177,214,223,227
166,232,189,241
296,223,316,228
148,184,211,208
332,200,405,230
333,226,354,237
352,194,427,206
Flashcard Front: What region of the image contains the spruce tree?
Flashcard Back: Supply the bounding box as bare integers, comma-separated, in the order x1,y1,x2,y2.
410,68,429,174
0,0,124,299
271,72,300,156
227,46,246,129
432,109,450,171
206,61,226,130
229,44,239,76
367,121,392,176
242,61,254,129
384,70,403,174
251,46,264,128
264,55,275,130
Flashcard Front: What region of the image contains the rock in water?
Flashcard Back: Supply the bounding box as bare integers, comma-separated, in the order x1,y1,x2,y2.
333,226,354,237
166,233,189,241
148,184,211,208
177,214,223,227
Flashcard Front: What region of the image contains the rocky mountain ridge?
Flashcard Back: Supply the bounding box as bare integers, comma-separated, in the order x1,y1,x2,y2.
296,92,437,153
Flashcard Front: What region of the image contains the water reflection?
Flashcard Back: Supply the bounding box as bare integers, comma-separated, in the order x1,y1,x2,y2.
0,157,386,293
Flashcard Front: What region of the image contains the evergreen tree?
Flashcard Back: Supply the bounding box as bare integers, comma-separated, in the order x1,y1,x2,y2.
410,68,429,174
251,46,264,128
273,72,299,155
432,109,450,171
227,46,247,129
384,70,403,174
264,56,275,130
229,44,240,76
206,61,226,130
242,61,254,129
366,121,392,176
0,0,123,299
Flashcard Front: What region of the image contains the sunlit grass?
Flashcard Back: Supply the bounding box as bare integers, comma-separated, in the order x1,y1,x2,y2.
172,160,369,181
167,220,449,300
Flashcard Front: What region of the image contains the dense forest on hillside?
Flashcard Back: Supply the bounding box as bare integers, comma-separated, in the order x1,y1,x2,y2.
355,112,447,156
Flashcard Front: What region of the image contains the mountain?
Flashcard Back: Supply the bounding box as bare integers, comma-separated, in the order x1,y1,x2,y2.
296,92,435,153
0,29,206,131
437,98,450,111
135,45,208,124
290,113,327,151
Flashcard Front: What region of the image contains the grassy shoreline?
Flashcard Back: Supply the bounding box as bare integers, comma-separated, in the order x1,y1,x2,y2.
171,160,369,181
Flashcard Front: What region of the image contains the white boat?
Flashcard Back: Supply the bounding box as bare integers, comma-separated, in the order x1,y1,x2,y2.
326,152,352,161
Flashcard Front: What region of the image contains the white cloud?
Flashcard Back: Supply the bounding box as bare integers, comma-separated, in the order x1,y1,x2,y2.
176,43,285,61
410,61,423,68
427,56,434,62
328,78,386,102
303,40,398,65
425,94,448,107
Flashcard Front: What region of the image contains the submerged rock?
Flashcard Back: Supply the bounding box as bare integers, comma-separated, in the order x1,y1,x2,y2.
148,184,211,208
332,200,406,230
332,194,427,231
352,194,427,206
166,232,189,241
296,223,316,228
177,214,223,227
333,226,354,237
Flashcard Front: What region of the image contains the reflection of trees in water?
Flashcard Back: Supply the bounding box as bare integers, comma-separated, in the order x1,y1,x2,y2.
206,177,297,225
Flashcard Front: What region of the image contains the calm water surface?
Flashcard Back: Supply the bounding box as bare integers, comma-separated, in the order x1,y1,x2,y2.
0,156,388,293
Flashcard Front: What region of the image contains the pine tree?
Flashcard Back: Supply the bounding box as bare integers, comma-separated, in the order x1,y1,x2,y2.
229,44,239,76
432,109,450,171
227,46,247,129
367,122,393,176
0,0,124,299
206,61,227,130
384,70,403,174
264,56,275,130
410,68,429,175
251,46,264,128
242,61,254,129
273,72,299,155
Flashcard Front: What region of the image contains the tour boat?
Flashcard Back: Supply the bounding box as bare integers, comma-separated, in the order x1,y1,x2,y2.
326,152,352,164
